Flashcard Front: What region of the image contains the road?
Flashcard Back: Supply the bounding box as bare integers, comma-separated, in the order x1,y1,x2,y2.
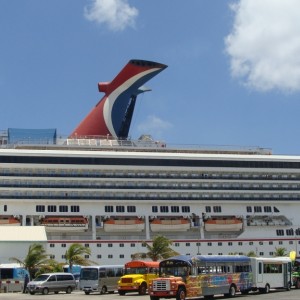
1,289,300,300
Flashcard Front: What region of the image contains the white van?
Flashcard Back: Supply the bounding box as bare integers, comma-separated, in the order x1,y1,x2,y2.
79,265,123,294
27,272,76,295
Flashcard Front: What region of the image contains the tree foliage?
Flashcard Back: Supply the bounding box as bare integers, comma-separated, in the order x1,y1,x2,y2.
246,251,257,257
64,243,93,273
10,243,51,279
132,235,179,261
274,247,287,257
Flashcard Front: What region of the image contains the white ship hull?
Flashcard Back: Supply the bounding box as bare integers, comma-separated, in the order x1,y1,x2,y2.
1,138,300,265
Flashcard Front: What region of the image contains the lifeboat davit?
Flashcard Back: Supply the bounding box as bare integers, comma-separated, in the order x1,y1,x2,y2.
0,216,21,226
150,217,190,232
40,216,89,232
103,217,145,232
204,217,243,232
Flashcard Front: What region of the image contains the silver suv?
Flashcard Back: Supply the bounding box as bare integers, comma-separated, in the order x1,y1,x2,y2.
27,273,76,295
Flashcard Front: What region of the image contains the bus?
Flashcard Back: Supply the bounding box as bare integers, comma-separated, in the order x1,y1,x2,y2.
250,257,292,293
118,260,159,295
79,265,123,295
149,255,253,300
0,263,30,292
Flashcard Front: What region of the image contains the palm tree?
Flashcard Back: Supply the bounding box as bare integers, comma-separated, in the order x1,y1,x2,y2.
274,247,287,257
246,251,257,257
64,243,93,273
132,235,179,261
10,243,51,279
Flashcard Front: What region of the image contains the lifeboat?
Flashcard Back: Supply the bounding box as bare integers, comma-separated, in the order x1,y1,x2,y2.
103,217,145,232
0,216,21,226
204,216,243,232
40,216,89,232
150,217,190,232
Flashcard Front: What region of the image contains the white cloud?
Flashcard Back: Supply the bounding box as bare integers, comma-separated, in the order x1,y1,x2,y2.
137,115,173,138
225,0,300,92
84,0,138,32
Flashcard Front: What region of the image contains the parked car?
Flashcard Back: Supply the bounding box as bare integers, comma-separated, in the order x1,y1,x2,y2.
27,272,76,295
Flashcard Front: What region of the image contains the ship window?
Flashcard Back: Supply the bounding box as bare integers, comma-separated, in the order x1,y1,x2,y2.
108,243,113,247
85,244,89,247
238,242,243,246
228,242,233,246
207,243,212,246
174,243,180,247
84,255,89,259
264,206,272,213
196,242,201,246
97,255,101,259
119,244,124,247
59,205,68,212
116,206,125,213
205,206,211,213
108,254,113,259
276,229,284,236
254,206,262,213
50,244,55,248
61,244,66,247
36,205,45,212
97,244,101,247
249,242,253,245
218,242,222,246
171,206,179,213
182,206,190,213
71,205,80,212
279,241,283,245
246,206,252,213
213,206,221,213
48,205,56,212
127,206,136,213
273,207,280,213
286,229,294,236
160,206,169,213
120,254,124,259
295,229,300,236
152,206,158,213
105,205,114,213
186,243,190,247
130,243,135,247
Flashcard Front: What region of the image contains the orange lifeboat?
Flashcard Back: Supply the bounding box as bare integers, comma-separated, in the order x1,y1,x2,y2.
103,217,145,232
204,216,243,232
150,217,190,232
0,216,21,226
40,216,89,232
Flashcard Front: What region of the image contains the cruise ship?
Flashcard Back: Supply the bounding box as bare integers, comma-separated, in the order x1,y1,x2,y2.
1,59,300,265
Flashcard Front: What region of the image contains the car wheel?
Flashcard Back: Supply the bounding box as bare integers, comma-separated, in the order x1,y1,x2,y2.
139,283,147,295
66,286,72,294
101,286,107,294
176,287,186,300
43,288,49,295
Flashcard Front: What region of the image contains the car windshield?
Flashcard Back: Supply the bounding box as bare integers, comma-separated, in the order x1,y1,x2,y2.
33,274,49,281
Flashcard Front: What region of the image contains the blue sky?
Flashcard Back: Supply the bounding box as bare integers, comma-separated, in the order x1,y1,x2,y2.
1,0,300,155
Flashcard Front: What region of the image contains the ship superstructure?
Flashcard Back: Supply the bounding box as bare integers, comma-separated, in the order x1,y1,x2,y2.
0,60,299,264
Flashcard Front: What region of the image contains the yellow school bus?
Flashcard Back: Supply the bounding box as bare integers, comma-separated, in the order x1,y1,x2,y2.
118,260,159,295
